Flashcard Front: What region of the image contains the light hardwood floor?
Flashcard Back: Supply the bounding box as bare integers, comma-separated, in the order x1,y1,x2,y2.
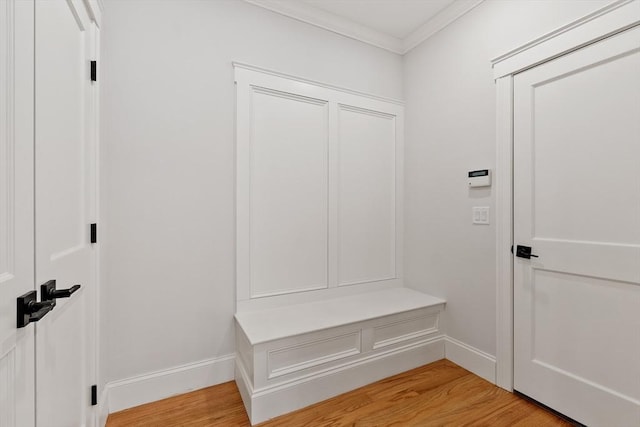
107,359,572,426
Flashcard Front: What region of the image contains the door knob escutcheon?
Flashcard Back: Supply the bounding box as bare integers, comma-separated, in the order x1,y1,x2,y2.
17,291,55,328
515,245,539,259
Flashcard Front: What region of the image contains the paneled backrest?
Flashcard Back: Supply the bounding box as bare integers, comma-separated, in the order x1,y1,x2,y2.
235,64,404,311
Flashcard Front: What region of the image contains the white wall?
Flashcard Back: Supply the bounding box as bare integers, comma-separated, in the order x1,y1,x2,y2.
403,0,612,357
101,0,403,384
102,0,616,396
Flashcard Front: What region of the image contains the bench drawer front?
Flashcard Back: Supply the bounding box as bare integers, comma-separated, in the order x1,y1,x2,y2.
267,330,361,379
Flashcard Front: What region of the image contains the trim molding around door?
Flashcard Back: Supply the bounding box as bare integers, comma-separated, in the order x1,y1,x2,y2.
492,0,640,391
491,0,639,79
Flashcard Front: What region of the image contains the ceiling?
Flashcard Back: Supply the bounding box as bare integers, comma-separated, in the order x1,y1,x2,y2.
245,0,484,54
301,0,456,39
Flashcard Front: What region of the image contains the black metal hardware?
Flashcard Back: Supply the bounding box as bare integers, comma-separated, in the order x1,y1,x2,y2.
90,223,97,244
91,385,98,406
515,245,539,259
90,61,97,82
41,280,81,305
17,291,55,328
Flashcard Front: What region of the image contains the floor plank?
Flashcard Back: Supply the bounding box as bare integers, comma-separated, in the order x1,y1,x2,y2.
106,360,572,427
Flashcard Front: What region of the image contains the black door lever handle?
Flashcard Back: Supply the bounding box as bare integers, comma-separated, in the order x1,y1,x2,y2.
28,300,55,322
41,280,81,304
49,284,81,298
515,245,539,259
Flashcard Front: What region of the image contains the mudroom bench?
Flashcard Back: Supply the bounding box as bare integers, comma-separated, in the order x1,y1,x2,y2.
234,287,446,425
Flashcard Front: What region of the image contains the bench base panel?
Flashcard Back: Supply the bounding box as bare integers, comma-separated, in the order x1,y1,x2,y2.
236,336,445,425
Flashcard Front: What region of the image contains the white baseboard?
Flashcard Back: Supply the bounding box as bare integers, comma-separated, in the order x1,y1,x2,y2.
107,354,235,413
445,336,496,384
104,336,496,422
237,336,445,425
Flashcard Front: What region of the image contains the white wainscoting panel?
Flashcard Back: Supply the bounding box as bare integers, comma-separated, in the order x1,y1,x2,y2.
268,331,361,379
235,63,404,309
372,312,438,350
337,105,396,286
249,87,329,298
237,336,444,425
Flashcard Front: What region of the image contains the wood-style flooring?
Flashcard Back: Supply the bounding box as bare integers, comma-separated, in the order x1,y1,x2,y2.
106,359,571,426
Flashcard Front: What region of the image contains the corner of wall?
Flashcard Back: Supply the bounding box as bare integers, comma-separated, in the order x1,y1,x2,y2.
445,335,496,384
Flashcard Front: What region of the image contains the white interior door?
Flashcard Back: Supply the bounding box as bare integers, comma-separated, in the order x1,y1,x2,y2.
513,25,640,426
35,1,97,426
0,1,35,425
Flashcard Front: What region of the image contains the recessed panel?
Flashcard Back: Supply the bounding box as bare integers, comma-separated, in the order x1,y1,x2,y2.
250,88,329,297
0,126,11,279
36,1,86,259
268,331,361,379
532,269,640,401
373,314,439,350
532,51,640,245
338,105,396,286
0,10,12,278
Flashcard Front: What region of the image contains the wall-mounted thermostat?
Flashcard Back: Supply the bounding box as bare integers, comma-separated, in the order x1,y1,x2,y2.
468,169,491,187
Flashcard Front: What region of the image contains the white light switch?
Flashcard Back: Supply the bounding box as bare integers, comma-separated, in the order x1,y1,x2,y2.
473,207,490,225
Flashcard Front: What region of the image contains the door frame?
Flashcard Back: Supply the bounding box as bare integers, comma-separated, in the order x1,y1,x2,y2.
491,0,640,391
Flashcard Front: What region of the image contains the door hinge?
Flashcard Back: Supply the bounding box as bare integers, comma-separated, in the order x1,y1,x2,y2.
90,223,97,244
90,61,97,82
91,385,98,406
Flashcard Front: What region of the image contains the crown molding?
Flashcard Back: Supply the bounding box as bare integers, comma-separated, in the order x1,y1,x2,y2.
244,0,404,54
403,0,484,53
232,62,405,105
244,0,485,55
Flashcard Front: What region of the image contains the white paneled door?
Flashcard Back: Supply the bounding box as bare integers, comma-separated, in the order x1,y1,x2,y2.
513,26,640,426
34,1,98,426
0,1,35,425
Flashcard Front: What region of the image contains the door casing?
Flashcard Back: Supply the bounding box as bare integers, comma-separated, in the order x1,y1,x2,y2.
492,0,640,391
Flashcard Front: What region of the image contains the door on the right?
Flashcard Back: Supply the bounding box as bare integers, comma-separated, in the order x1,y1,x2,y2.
513,25,640,426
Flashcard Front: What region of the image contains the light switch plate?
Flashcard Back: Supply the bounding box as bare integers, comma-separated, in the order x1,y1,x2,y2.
473,207,490,225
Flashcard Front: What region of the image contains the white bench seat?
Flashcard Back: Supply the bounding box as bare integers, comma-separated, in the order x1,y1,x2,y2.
235,287,445,344
234,287,446,425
